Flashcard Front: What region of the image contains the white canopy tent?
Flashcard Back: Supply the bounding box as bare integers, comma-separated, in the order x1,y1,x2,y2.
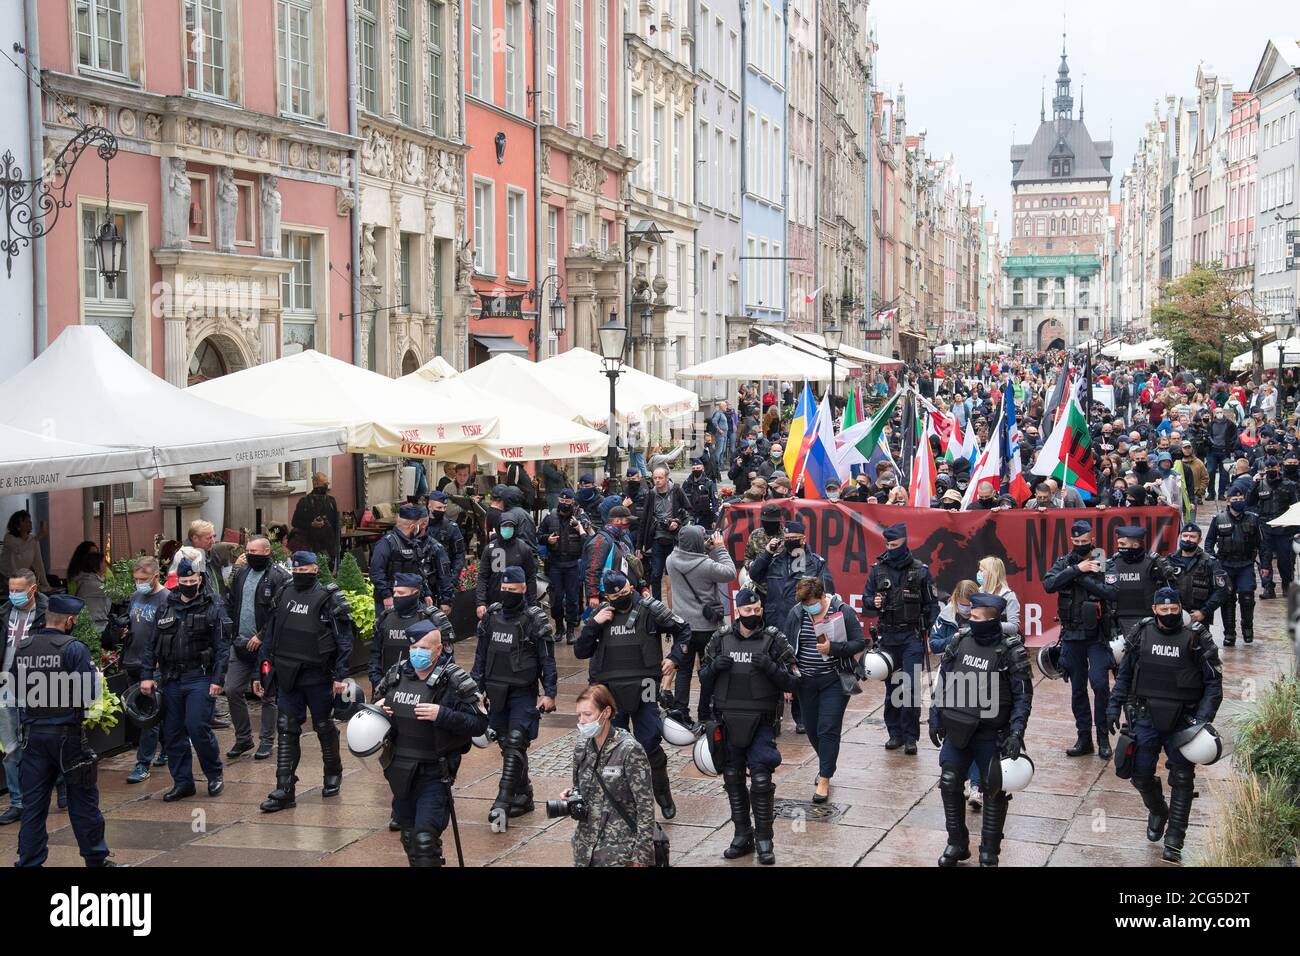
1230,338,1297,372
1098,339,1125,358
188,349,497,456
676,342,857,382
0,422,154,493
397,375,609,463
756,327,897,368
407,355,460,381
933,340,1009,363
456,353,591,423
1116,338,1172,363
540,348,700,426
0,326,347,476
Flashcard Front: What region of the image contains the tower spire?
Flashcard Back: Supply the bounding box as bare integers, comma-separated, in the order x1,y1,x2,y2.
1041,77,1046,123
1053,29,1074,121
1079,75,1085,121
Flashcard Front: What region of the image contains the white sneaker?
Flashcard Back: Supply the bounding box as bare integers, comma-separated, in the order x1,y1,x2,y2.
968,787,982,812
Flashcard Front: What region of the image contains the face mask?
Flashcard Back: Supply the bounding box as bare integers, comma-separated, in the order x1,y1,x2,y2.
577,718,604,739
802,599,823,612
1073,543,1093,557
134,582,153,595
178,582,201,600
1229,500,1245,514
293,572,317,590
407,647,434,670
1156,612,1183,631
827,492,840,501
1268,471,1280,481
428,511,444,524
501,592,525,611
761,521,781,536
1180,540,1198,552
975,571,985,587
771,451,782,460
557,505,573,517
394,594,419,615
969,619,1002,641
1120,546,1144,562
979,496,994,506
610,593,634,612
692,469,704,478
247,553,270,572
500,526,515,540
883,545,910,564
626,482,641,495
956,603,972,617
738,613,763,631
9,591,30,608
784,539,803,553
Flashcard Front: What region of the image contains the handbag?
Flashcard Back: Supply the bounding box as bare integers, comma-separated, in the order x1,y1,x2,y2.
591,752,670,867
680,555,725,624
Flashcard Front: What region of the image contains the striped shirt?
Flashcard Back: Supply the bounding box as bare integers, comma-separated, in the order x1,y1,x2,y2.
796,612,834,676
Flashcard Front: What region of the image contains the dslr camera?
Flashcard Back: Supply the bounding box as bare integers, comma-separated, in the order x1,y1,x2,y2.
546,791,588,821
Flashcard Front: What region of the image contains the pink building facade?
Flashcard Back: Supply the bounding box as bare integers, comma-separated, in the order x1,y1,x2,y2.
38,0,357,570
1226,92,1258,283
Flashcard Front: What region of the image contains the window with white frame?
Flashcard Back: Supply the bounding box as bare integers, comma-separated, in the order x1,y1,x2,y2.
572,212,588,248
399,233,414,309
469,0,489,99
357,0,378,112
185,0,227,98
697,120,710,206
506,188,526,279
76,0,127,76
597,0,608,139
505,0,524,115
728,135,738,213
677,244,687,310
745,236,756,305
673,113,683,199
630,93,643,185
714,128,724,211
427,0,444,132
546,207,558,272
600,219,609,250
277,0,313,118
746,110,756,191
544,0,557,122
699,5,710,75
572,0,585,132
82,207,132,352
281,231,317,352
653,104,665,193
473,179,494,273
772,242,781,309
396,0,412,123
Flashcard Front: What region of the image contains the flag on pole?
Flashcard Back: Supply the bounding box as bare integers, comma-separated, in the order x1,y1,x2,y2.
899,391,918,490
1042,360,1071,425
784,382,815,479
1169,462,1195,525
961,407,1004,509
945,417,978,466
1001,380,1032,505
836,387,902,471
1031,387,1098,496
800,391,842,499
805,286,825,303
908,414,937,506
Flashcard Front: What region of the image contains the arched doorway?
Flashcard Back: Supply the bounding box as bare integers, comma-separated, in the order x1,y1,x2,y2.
1045,338,1066,352
188,338,229,386
401,349,420,376
1036,319,1066,352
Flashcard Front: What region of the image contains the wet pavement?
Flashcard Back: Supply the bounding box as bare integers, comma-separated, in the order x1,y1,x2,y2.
7,504,1294,868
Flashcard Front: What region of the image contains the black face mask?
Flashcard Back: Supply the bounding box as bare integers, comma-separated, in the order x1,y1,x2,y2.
610,593,634,612
1156,612,1183,632
1073,543,1093,557
1268,471,1280,482
738,614,763,632
293,572,317,590
969,619,1002,642
625,482,641,495
1120,546,1144,562
761,520,782,536
692,469,704,479
501,592,525,612
784,539,803,553
394,594,419,615
177,582,201,600
557,505,573,517
941,501,959,511
1179,539,1199,553
428,511,444,524
246,554,270,572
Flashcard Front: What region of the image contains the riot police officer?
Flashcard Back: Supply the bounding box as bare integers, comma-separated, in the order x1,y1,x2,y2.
1107,588,1223,864
862,523,939,755
929,593,1033,868
369,573,452,691
538,488,593,643
370,504,433,620
142,555,231,801
424,491,466,582
255,552,354,812
416,509,455,615
375,619,487,867
470,566,557,829
1168,524,1230,629
1044,519,1119,758
1205,482,1263,646
573,570,691,819
475,514,539,619
1106,525,1177,642
12,595,121,867
699,588,799,865
683,456,720,530
1248,456,1297,599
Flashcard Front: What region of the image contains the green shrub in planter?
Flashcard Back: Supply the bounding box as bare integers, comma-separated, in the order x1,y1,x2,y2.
103,559,138,604
72,608,107,671
332,553,375,641
1232,676,1300,800
1198,771,1300,867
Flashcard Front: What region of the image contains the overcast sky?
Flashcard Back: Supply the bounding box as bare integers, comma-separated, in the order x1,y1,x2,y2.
869,0,1294,231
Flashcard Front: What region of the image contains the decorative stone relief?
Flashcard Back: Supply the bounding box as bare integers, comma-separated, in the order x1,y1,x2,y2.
143,114,162,140
215,167,239,253
161,156,192,250
336,186,357,217
456,239,474,292
540,142,551,176
116,108,137,137
402,141,426,186
361,224,378,280
361,128,394,177
429,148,461,194
259,175,281,256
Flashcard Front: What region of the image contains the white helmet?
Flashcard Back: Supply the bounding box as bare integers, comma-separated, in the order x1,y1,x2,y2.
1108,635,1127,669
1172,722,1223,765
662,714,698,747
346,703,391,757
860,649,896,681
692,735,719,776
1037,642,1065,680
471,726,498,749
998,753,1036,793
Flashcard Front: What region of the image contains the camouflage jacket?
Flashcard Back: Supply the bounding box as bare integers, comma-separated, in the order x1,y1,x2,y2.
744,529,771,595
570,726,655,867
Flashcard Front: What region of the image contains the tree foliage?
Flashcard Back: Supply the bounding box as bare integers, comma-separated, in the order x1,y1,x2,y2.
1152,264,1264,374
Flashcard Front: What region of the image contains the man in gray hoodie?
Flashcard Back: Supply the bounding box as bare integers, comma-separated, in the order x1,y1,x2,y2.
665,524,737,724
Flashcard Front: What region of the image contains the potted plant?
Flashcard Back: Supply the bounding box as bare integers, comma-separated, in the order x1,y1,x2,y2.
450,556,480,640
191,472,227,530
72,609,129,757
329,553,376,674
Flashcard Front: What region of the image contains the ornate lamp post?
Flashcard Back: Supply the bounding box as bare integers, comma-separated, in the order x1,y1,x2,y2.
598,311,628,488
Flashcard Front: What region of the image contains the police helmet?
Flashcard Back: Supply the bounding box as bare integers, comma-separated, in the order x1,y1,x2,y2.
691,734,719,776
661,713,698,747
332,679,367,721
860,648,896,681
1171,721,1224,766
471,727,499,750
996,753,1035,793
345,703,391,757
1036,641,1065,680
1108,634,1127,669
122,683,163,730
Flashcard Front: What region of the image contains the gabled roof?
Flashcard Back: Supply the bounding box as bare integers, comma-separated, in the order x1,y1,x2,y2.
1249,38,1300,95
1010,118,1113,185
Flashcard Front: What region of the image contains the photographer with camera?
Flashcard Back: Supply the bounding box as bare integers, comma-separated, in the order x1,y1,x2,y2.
558,684,656,867
665,525,736,725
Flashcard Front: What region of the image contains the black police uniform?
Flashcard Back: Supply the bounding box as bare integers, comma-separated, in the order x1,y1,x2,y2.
1105,547,1177,640
538,503,591,638
573,594,690,818
258,577,353,811
682,469,719,529
474,535,539,609
1169,542,1230,628
1044,544,1119,752
12,614,114,866
930,620,1033,867
369,599,452,690
700,619,799,864
146,587,232,794
417,533,456,608
1204,504,1263,644
1248,472,1298,596
375,658,487,866
1108,615,1222,862
470,599,557,826
423,509,467,581
862,547,939,748
369,526,430,618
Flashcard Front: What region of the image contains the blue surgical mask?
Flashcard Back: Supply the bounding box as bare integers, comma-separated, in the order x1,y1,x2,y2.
135,582,153,595
957,603,972,617
802,600,823,612
8,591,29,608
500,525,515,540
407,648,434,670
975,571,985,587
577,718,603,738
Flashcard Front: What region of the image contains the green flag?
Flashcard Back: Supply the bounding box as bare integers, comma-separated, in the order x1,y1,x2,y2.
838,387,902,462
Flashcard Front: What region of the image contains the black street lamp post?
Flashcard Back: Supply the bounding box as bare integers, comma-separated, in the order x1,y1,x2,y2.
825,321,843,404
598,310,628,489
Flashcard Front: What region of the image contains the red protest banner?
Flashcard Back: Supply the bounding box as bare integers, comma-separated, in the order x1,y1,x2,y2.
720,501,1180,646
